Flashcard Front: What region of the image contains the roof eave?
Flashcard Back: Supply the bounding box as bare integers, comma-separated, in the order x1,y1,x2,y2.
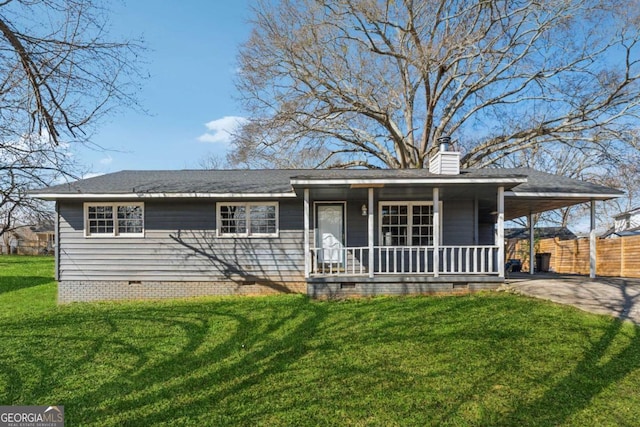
29,192,297,201
506,190,623,200
290,177,528,186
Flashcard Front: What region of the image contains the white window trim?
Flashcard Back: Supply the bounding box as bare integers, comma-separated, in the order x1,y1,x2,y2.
378,201,443,246
84,202,145,238
216,201,279,238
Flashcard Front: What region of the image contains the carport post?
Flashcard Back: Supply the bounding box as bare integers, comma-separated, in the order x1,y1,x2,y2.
529,213,535,275
590,199,596,279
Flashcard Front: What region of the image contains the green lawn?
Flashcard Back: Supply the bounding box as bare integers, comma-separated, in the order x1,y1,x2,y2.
1,256,640,426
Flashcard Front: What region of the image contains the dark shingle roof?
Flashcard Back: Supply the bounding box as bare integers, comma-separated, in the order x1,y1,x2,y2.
30,169,516,195
43,170,298,194
31,167,622,198
467,167,622,195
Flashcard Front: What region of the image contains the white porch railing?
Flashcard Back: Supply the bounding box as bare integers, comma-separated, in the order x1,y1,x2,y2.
311,246,369,275
375,246,434,274
439,246,498,274
310,245,500,276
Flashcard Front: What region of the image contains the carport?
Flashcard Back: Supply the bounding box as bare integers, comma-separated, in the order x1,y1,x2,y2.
500,168,623,278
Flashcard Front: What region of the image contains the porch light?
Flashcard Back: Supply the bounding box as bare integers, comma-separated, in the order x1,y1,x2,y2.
361,204,368,216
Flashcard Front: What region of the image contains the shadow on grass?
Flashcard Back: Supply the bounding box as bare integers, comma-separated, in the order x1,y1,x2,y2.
490,316,640,426
95,301,328,425
1,295,640,426
0,276,54,294
0,297,329,425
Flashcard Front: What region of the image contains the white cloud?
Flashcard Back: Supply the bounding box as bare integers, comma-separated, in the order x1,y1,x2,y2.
197,116,247,145
99,155,113,165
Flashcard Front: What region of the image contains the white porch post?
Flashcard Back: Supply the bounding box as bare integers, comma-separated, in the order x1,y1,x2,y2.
433,187,440,277
304,188,310,279
368,187,374,278
529,212,535,275
498,186,505,278
590,199,596,279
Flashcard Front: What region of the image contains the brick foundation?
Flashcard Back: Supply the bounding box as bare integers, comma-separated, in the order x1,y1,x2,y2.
59,278,502,303
58,280,307,304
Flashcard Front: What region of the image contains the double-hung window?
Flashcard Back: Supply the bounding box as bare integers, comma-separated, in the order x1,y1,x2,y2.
380,202,434,246
84,203,144,237
217,202,278,237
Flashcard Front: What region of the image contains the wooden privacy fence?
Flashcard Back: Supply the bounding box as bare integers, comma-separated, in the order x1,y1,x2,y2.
507,234,640,278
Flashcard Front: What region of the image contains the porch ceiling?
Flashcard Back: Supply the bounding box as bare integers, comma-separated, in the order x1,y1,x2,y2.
294,168,623,221
303,183,513,202
303,185,620,222
504,195,602,221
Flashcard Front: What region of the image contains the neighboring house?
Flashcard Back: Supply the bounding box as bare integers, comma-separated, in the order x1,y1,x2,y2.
505,227,578,242
601,207,640,238
1,222,55,255
31,147,622,303
31,222,56,254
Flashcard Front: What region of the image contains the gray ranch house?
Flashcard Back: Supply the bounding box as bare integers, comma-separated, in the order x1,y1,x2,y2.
31,148,622,303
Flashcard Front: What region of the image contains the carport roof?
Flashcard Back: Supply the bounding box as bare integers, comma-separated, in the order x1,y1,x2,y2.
496,168,623,220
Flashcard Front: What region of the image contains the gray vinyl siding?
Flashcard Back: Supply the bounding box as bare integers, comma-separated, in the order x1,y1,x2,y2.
442,200,475,245
58,199,304,282
478,223,496,245
58,195,490,283
346,202,369,247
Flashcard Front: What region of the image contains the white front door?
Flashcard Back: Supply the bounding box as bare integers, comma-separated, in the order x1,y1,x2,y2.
317,204,345,264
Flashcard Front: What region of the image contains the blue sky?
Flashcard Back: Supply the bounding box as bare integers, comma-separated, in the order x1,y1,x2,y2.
76,0,251,175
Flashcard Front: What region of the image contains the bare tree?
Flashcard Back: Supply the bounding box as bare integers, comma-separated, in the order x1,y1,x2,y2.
0,133,68,238
596,150,640,220
0,0,144,238
198,152,229,170
232,0,640,171
502,142,625,230
229,119,338,168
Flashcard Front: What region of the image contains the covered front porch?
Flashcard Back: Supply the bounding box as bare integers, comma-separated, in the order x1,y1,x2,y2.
293,172,521,296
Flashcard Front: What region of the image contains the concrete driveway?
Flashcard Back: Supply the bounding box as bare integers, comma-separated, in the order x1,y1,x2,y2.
505,273,640,324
